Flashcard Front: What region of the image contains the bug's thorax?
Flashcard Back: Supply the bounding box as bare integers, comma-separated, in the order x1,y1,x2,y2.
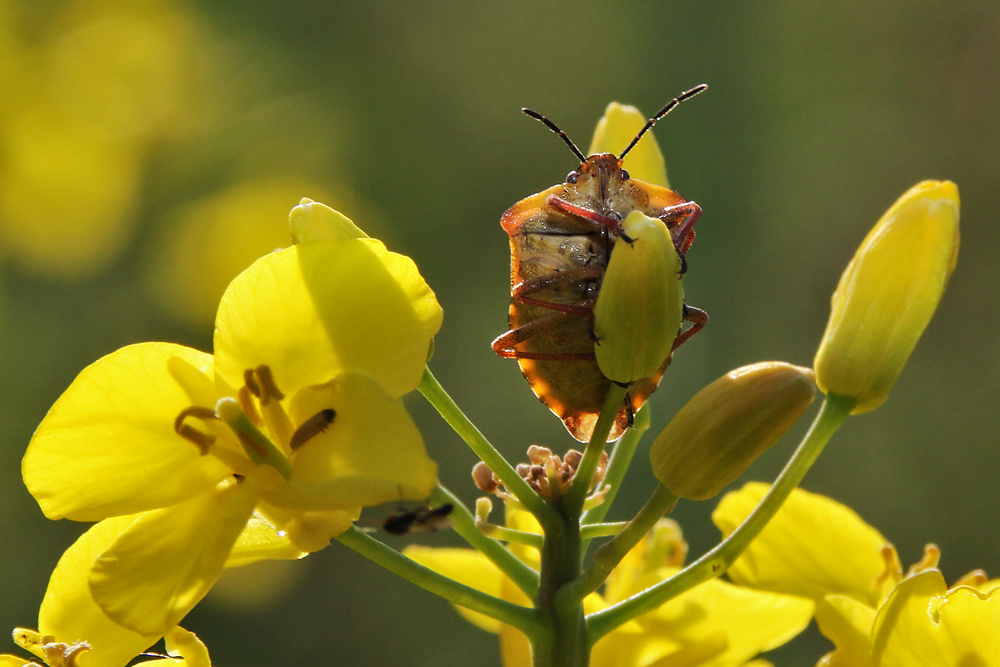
561,153,649,219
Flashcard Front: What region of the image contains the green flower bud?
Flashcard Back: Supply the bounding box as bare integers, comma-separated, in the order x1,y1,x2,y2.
288,198,367,243
650,362,816,501
593,211,684,384
814,181,960,414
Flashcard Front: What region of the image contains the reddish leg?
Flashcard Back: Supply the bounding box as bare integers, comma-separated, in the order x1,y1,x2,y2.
511,265,603,317
546,195,629,238
661,201,701,255
671,304,708,352
492,310,596,361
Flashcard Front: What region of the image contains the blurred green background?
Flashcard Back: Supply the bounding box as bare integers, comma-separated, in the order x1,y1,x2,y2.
1,1,997,665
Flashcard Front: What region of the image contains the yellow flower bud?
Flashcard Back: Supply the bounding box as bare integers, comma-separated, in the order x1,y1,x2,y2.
650,362,816,500
288,198,367,243
814,180,960,414
593,211,684,384
587,102,669,187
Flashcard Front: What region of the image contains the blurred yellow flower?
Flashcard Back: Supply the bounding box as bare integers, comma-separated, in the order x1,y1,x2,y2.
0,0,204,278
22,210,442,636
814,180,960,414
406,506,812,666
713,483,999,665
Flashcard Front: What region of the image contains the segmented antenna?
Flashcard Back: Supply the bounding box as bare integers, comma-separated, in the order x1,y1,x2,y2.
522,108,588,163
618,83,708,160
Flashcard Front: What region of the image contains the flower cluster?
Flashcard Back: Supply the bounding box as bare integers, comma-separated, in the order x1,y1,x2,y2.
10,199,442,665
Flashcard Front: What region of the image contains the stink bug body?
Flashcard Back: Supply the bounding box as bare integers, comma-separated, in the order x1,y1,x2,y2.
492,86,709,443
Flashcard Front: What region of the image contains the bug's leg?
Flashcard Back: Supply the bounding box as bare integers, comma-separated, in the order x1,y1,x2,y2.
546,196,633,241
492,311,596,361
511,265,603,317
671,304,708,352
659,201,702,267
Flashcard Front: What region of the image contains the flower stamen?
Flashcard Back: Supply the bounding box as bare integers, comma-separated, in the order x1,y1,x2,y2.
289,409,336,450
174,406,219,453
237,385,264,427
242,365,294,449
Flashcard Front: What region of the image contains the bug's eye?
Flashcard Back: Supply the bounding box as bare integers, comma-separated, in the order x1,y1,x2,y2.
620,169,630,180
566,171,578,184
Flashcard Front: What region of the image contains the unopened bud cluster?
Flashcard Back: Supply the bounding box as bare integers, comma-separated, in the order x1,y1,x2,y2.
473,446,608,502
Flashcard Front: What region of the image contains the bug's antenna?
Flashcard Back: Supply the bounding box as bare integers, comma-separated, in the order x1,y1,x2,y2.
618,83,708,160
522,108,588,164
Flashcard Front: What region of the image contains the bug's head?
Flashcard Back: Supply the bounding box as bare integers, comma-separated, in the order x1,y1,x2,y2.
522,84,708,183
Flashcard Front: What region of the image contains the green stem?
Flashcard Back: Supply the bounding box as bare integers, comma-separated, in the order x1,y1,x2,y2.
579,522,629,540
581,404,650,527
419,367,559,529
336,526,540,634
559,484,677,608
587,393,855,641
526,384,630,666
480,524,546,549
430,485,539,597
563,383,629,517
535,512,587,667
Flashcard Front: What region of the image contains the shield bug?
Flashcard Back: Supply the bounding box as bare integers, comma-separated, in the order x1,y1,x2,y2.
492,85,709,442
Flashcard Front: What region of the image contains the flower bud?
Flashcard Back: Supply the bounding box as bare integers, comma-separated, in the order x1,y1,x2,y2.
814,181,960,414
593,211,684,384
288,198,368,243
588,102,669,187
650,362,816,500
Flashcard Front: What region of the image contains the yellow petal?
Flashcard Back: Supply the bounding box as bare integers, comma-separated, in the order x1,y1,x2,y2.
37,516,160,667
603,519,687,605
284,510,357,552
213,239,442,399
712,483,890,606
89,474,261,637
288,198,367,243
23,343,232,521
593,211,684,384
224,511,308,567
403,547,506,633
0,656,31,667
158,627,212,667
623,568,814,666
814,181,960,414
814,594,877,667
264,372,437,510
872,570,1000,666
588,102,669,187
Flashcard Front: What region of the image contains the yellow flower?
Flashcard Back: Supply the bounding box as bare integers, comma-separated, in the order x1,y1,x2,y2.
406,506,812,666
868,570,1000,666
814,181,960,414
713,483,1000,665
650,363,816,500
22,209,442,636
588,102,669,187
593,211,684,384
0,516,220,667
